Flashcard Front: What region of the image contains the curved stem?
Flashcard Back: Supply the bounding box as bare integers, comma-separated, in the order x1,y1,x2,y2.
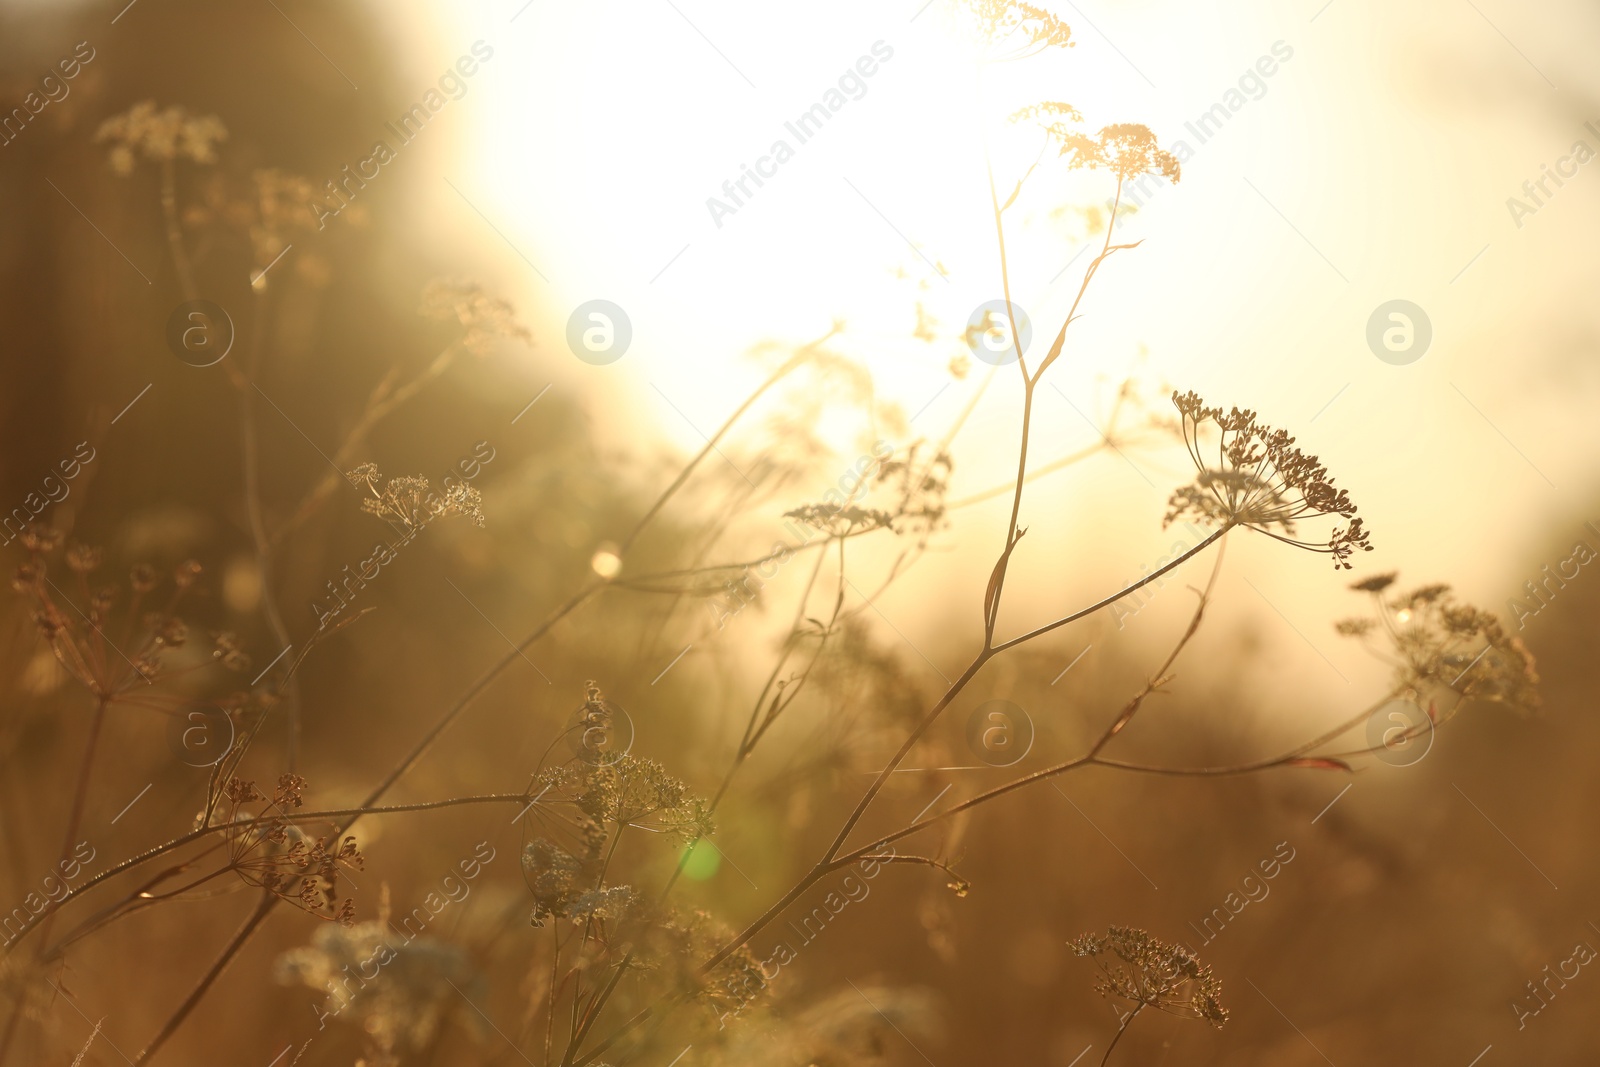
1100,1003,1143,1067
133,893,275,1064
236,288,302,768
0,694,111,1061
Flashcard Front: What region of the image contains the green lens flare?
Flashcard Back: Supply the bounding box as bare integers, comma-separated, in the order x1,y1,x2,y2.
681,841,721,881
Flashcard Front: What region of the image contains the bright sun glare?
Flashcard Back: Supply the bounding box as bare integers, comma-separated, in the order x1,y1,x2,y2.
454,0,1151,460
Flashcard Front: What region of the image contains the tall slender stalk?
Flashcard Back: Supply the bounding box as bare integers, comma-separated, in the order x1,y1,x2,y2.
0,694,111,1060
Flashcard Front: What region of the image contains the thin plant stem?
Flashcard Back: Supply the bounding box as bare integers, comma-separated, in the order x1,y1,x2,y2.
236,287,302,769
269,345,460,550
0,694,111,1061
1101,1003,1144,1067
127,332,841,1061
133,893,276,1064
159,160,198,302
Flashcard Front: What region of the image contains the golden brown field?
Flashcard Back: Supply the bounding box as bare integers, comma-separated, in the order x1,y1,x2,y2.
1,1,1597,1064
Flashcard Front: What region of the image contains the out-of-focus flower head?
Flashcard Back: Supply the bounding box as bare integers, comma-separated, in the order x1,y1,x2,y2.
420,280,532,355
95,101,227,176
1338,573,1540,716
275,919,481,1060
182,168,340,284
13,535,226,698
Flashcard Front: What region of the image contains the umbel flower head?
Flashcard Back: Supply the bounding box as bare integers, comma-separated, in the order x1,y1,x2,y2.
12,532,246,699
960,0,1074,57
1059,123,1182,184
529,752,714,844
94,101,227,176
347,464,485,531
628,904,769,1025
1165,391,1372,569
420,279,532,355
1010,107,1181,186
221,774,363,924
275,917,481,1059
1337,573,1540,716
1070,925,1228,1027
181,168,337,284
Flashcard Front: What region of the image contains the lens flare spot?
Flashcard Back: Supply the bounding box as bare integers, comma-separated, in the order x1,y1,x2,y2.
680,841,721,882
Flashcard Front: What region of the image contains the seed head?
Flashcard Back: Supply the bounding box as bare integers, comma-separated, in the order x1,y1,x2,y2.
1166,391,1372,568
1058,123,1182,184
1339,574,1539,715
1071,925,1228,1027
95,102,228,175
65,544,103,574
420,280,532,355
961,0,1075,55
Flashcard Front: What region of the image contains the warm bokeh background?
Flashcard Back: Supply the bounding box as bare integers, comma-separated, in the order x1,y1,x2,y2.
1,0,1596,1063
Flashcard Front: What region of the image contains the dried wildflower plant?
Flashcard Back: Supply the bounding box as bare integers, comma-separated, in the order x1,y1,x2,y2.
785,443,952,544
628,904,771,1026
1072,926,1226,1063
1009,101,1084,142
961,0,1075,58
180,167,330,279
703,985,941,1067
1338,573,1540,717
1058,123,1183,183
219,774,363,924
420,279,533,355
1011,108,1180,204
873,443,954,544
1166,391,1372,568
94,101,228,176
346,464,486,531
0,7,1541,1065
12,532,246,700
275,917,479,1063
517,686,711,930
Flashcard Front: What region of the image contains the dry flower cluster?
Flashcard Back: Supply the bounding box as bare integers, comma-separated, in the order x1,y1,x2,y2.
1166,390,1374,568
93,101,227,175
218,774,364,923
1071,925,1228,1061
1339,572,1540,716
